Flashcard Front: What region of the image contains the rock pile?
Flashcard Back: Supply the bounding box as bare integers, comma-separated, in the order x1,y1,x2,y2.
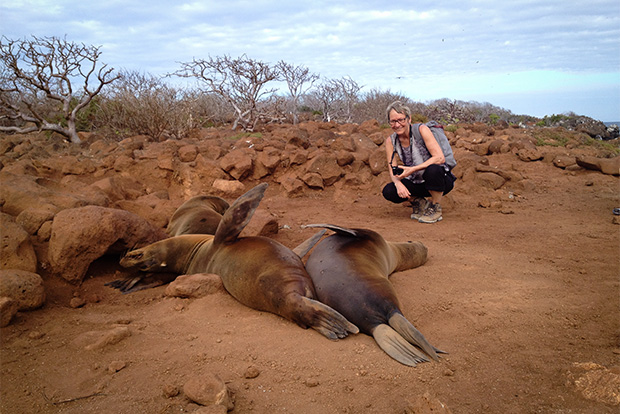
0,120,618,326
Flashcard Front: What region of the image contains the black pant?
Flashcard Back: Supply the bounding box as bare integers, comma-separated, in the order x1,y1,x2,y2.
382,164,455,203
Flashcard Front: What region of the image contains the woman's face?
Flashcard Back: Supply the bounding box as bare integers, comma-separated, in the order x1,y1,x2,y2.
388,109,410,136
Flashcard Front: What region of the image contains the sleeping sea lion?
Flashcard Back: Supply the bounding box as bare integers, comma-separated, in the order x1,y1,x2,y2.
117,184,358,340
303,223,443,366
166,195,230,236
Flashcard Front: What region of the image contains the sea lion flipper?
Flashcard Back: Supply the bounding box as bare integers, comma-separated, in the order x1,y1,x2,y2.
214,183,268,245
292,230,327,258
106,273,179,294
388,313,440,361
299,297,359,340
303,223,359,237
372,324,430,366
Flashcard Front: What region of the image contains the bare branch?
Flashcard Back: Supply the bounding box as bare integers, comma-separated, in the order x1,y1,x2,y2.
0,35,119,143
173,54,279,131
276,61,318,124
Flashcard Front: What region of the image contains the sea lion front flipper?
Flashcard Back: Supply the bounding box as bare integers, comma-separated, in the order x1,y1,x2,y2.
302,223,359,237
105,272,179,294
388,313,440,361
214,183,268,245
298,296,359,340
292,229,327,258
372,324,430,366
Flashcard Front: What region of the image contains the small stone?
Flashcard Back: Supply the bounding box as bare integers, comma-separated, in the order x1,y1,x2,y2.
244,366,260,379
163,384,180,398
108,360,127,373
69,297,86,308
304,378,320,387
28,331,45,340
183,373,233,410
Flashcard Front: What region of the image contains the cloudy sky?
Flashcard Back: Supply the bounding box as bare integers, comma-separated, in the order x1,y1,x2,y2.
3,0,619,121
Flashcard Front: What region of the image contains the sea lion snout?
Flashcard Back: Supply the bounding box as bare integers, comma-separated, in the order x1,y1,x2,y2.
120,250,160,271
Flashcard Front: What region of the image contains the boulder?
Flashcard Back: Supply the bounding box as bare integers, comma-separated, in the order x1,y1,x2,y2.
0,269,45,310
219,148,254,180
240,209,279,237
16,205,59,235
349,132,378,152
304,153,342,186
90,176,146,202
211,179,246,197
368,148,387,175
0,296,18,327
552,155,577,169
474,172,506,190
48,206,167,284
183,373,234,410
178,144,198,162
576,155,602,171
252,147,281,179
0,214,37,273
599,156,620,176
0,172,94,216
164,274,224,298
516,148,543,162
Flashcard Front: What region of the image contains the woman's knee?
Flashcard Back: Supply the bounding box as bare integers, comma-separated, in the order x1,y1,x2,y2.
383,183,404,203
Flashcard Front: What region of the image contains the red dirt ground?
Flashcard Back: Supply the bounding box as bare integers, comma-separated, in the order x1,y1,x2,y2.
1,131,619,413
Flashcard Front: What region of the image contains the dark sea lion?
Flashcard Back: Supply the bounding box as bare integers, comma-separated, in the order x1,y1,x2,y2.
116,184,358,340
303,223,443,366
166,195,230,236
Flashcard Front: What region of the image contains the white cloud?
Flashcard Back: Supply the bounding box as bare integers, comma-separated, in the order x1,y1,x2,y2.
1,0,618,120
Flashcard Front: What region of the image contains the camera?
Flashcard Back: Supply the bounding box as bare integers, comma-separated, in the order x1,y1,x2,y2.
391,166,404,175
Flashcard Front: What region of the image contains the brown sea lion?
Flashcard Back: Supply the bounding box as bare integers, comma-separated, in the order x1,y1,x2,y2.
303,223,443,366
166,195,230,236
117,184,358,340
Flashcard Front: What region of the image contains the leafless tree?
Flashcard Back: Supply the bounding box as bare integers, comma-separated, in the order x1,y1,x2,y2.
310,79,341,122
174,54,279,131
331,76,361,123
0,36,119,143
276,61,319,124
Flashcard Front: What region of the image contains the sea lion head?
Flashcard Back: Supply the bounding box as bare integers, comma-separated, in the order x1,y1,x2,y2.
119,235,214,273
120,245,168,271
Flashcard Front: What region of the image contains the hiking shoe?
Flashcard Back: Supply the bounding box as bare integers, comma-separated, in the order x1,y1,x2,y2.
410,197,431,220
418,202,443,223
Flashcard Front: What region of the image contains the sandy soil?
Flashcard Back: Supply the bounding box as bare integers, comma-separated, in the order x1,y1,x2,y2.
1,132,619,414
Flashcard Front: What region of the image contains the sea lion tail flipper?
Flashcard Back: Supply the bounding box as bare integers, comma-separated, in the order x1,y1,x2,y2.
214,183,268,245
372,324,430,367
302,224,359,237
388,313,440,361
299,297,359,340
292,229,327,258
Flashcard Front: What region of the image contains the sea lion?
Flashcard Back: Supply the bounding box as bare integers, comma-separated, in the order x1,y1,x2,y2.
303,223,443,366
117,184,358,340
166,195,230,236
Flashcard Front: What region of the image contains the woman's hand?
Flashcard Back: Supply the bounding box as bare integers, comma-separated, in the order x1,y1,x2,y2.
395,180,411,199
395,165,416,180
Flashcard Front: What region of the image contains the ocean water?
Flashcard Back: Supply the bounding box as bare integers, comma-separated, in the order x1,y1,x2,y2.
604,121,619,126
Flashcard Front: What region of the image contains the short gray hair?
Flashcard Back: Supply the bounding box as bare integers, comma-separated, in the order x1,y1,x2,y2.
386,101,411,121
